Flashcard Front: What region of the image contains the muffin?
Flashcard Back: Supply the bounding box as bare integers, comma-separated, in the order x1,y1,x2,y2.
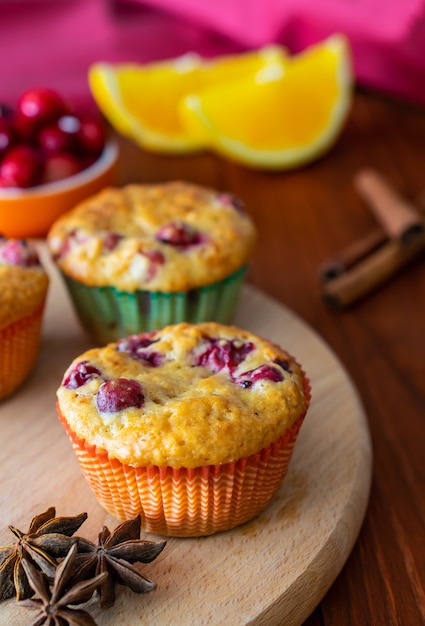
0,238,49,400
47,181,256,344
56,322,310,537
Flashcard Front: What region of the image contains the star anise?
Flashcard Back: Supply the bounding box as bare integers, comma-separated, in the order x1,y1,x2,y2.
73,516,166,609
0,507,87,601
19,543,107,626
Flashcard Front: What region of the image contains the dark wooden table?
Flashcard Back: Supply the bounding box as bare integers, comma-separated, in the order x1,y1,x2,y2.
114,88,425,625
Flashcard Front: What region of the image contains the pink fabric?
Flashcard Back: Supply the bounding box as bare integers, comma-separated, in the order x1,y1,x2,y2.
1,0,425,111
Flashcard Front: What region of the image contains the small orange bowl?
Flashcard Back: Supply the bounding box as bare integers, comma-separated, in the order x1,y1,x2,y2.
0,139,119,238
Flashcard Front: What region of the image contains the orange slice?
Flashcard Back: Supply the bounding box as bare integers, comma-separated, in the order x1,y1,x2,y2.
88,46,287,154
179,35,353,169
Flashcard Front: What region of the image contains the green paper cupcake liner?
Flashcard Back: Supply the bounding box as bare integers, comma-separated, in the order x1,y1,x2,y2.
63,266,248,344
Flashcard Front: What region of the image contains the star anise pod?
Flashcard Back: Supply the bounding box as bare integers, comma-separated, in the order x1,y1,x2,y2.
73,516,166,609
0,507,87,601
19,543,107,626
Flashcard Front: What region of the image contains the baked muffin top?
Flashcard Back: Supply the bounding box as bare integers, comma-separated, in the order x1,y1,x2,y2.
47,181,256,292
0,238,49,329
57,322,309,468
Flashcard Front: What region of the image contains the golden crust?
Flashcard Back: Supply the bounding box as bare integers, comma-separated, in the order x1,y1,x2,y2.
47,181,256,292
0,256,49,329
57,322,309,468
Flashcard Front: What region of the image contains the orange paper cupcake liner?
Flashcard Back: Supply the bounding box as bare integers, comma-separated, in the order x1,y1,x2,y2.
0,302,46,400
58,407,308,537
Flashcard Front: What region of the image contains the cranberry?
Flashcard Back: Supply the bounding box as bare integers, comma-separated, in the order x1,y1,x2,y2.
77,115,105,157
237,364,283,388
136,248,165,281
54,228,88,259
96,378,144,413
42,152,83,184
0,103,13,119
0,118,15,155
81,154,98,169
141,249,165,264
11,111,38,141
0,144,42,188
57,115,81,140
38,123,73,155
117,334,158,351
102,232,123,252
0,239,40,267
63,361,101,389
0,91,106,188
274,357,292,373
117,334,162,365
217,192,246,213
156,221,201,247
196,339,254,374
17,87,67,128
139,351,163,367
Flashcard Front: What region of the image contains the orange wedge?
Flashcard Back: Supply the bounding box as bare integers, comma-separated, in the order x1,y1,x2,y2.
88,46,287,154
179,34,353,169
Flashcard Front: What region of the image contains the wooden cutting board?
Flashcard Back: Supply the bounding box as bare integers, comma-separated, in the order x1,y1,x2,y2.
0,246,372,626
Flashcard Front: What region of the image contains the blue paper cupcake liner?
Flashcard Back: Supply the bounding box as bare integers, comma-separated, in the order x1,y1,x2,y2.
63,266,248,344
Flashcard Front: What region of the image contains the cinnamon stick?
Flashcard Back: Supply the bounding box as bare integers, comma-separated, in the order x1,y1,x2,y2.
321,232,425,309
354,168,425,245
318,228,386,281
319,170,425,282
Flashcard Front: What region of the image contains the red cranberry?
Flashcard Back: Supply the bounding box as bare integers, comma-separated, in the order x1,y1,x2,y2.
0,118,15,155
96,378,144,413
0,239,40,267
0,103,13,119
117,334,158,351
77,115,105,157
42,152,83,184
81,155,98,169
136,248,165,281
11,111,38,141
53,228,89,259
237,364,283,388
0,91,106,189
252,364,283,382
117,334,161,365
38,123,73,155
196,339,254,374
102,232,123,252
17,87,67,128
63,361,101,389
138,351,163,367
156,221,201,247
57,115,81,139
273,357,292,373
217,193,246,213
0,144,42,188
141,249,165,264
